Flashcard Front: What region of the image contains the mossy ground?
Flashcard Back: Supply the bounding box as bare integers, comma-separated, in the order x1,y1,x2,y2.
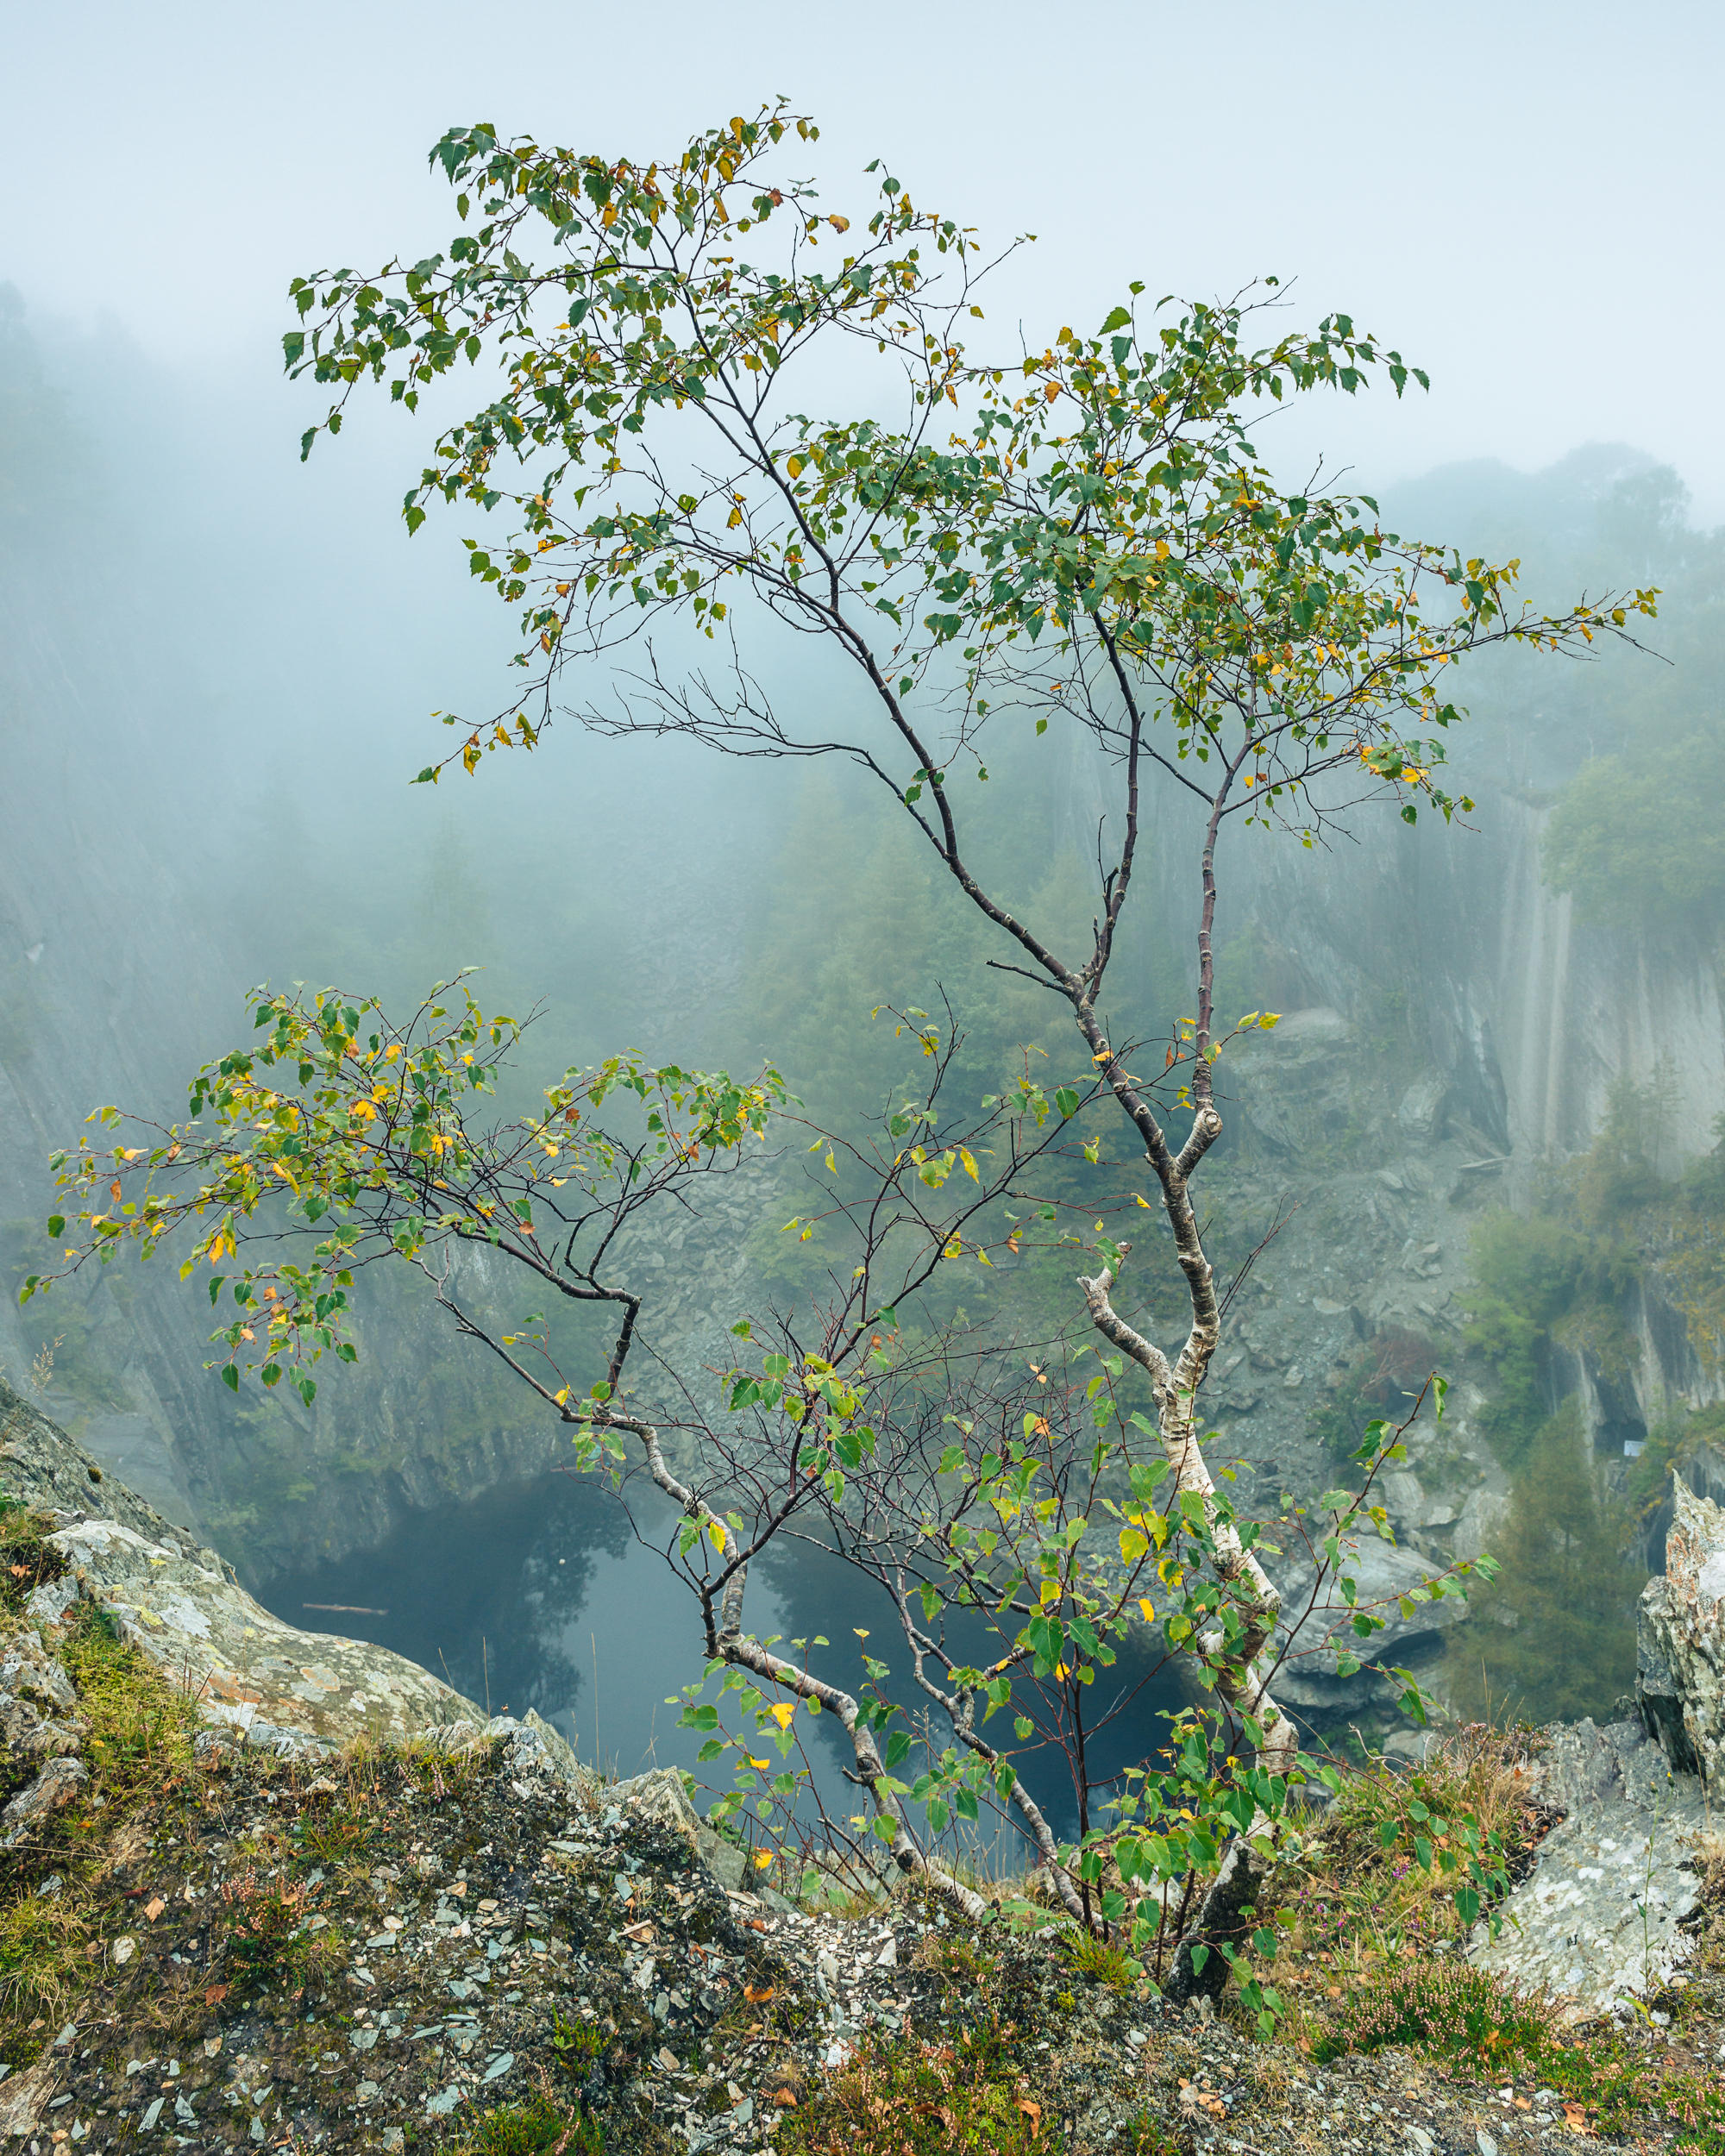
0,1581,200,2034
2,1548,1723,2150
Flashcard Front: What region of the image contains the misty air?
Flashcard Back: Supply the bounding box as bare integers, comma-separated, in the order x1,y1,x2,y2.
2,7,1723,2149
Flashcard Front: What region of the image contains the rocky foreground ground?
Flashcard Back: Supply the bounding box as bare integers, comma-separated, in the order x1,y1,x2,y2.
1,1374,1724,2154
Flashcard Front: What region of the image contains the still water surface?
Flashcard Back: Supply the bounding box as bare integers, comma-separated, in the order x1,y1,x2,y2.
260,1470,1186,1846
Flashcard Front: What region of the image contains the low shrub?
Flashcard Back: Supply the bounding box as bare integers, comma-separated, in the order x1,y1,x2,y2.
219,1870,310,1984
1308,1959,1548,2065
778,2020,1057,2156
0,1501,65,1615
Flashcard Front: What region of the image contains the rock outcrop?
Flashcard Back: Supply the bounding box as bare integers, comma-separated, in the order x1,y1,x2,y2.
1466,1484,1725,2015
1636,1472,1725,1797
0,1372,486,1756
1470,1715,1709,2015
1272,1533,1471,1728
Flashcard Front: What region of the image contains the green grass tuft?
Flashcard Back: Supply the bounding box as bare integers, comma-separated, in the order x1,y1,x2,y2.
447,2095,603,2153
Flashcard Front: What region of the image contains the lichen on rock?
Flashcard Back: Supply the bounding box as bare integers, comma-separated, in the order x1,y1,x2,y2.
1637,1471,1725,1797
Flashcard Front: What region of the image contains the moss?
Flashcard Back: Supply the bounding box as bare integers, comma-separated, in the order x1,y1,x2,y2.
1117,2120,1191,2156
1062,1927,1138,1995
60,1608,197,1800
443,2095,603,2154
0,1603,198,2032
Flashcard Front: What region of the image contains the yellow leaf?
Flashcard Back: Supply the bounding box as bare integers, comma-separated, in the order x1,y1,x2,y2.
707,1519,727,1552
768,1702,795,1728
1138,1597,1157,1621
957,1146,979,1181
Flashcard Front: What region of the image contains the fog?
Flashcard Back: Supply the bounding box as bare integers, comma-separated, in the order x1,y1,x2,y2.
9,1,1725,510
5,6,1725,1802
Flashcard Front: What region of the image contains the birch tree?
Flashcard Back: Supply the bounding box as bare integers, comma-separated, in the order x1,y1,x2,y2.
26,103,1651,2000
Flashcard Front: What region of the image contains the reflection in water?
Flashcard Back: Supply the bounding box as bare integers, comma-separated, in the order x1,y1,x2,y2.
261,1470,1189,1846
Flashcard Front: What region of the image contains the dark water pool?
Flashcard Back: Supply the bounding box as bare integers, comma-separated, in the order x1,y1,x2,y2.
260,1469,1187,1849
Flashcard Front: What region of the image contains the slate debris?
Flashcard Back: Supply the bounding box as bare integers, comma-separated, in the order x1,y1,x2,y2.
0,1698,1719,2152
9,1730,810,2153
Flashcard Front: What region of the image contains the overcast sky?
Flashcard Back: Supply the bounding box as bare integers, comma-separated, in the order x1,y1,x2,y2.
5,0,1723,512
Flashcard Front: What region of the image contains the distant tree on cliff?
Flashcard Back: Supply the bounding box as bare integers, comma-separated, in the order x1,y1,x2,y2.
1452,1401,1643,1725
27,105,1653,2004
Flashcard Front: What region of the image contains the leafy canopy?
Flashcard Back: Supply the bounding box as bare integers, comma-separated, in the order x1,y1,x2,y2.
24,981,784,1407
285,101,1653,852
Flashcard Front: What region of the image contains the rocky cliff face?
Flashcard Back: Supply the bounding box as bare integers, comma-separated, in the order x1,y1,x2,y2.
1637,1475,1725,1797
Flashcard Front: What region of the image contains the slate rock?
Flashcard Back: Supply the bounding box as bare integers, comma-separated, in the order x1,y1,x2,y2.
1636,1473,1725,1797
0,1754,88,1849
1271,1534,1468,1719
1469,1715,1707,2015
